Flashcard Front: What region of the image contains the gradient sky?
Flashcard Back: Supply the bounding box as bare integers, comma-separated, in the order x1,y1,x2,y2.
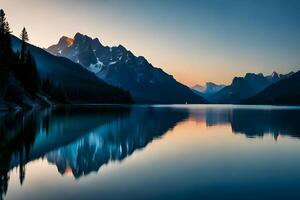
2,0,300,86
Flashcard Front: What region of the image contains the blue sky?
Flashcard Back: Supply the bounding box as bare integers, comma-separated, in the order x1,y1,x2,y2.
2,0,300,85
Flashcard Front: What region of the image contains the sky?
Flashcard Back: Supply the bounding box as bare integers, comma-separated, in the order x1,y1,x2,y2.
1,0,300,86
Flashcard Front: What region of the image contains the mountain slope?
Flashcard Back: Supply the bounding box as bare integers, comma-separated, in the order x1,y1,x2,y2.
211,72,294,104
47,33,208,104
242,70,300,105
11,35,132,104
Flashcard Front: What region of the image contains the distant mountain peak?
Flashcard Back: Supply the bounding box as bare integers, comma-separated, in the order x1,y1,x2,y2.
231,77,246,89
193,84,202,87
93,38,100,43
271,71,279,77
206,82,220,87
244,73,264,80
58,36,74,47
192,84,204,91
117,44,126,49
74,32,86,40
191,82,225,97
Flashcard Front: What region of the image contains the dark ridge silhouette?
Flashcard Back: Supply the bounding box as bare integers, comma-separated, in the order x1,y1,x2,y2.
242,70,300,105
211,72,294,103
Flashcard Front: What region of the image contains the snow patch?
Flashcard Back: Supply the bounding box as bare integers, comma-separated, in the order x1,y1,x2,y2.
108,61,117,65
125,53,130,63
87,58,104,74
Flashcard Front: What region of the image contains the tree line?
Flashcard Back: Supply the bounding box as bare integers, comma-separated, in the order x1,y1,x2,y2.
0,9,66,106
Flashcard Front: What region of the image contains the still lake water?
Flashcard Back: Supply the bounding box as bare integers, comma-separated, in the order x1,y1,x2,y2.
1,105,300,200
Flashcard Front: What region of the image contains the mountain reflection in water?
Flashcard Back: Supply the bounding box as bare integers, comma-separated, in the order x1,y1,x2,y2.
0,105,300,200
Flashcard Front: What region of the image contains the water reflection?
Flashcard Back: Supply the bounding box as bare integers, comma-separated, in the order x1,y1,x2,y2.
0,106,130,200
0,109,41,199
45,106,189,178
0,105,300,200
188,107,300,139
0,105,189,199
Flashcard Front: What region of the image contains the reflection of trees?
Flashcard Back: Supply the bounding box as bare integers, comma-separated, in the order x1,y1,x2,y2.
0,110,41,200
0,106,129,199
0,160,9,200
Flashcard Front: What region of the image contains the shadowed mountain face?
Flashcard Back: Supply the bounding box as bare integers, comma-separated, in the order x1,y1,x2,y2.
46,33,207,104
10,35,132,104
243,71,300,105
211,72,294,103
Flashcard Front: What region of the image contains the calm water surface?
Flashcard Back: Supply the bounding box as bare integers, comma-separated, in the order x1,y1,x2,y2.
1,105,300,200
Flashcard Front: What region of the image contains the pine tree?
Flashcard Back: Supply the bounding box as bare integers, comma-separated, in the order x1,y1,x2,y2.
9,27,40,96
0,9,12,85
20,27,29,64
0,9,12,58
0,10,10,33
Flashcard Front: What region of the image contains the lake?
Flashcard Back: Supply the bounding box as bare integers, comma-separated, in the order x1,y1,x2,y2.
1,105,300,200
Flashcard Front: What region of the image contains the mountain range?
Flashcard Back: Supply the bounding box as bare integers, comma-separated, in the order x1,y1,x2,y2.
7,33,299,106
210,71,295,104
243,71,300,105
46,33,207,104
11,35,132,104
